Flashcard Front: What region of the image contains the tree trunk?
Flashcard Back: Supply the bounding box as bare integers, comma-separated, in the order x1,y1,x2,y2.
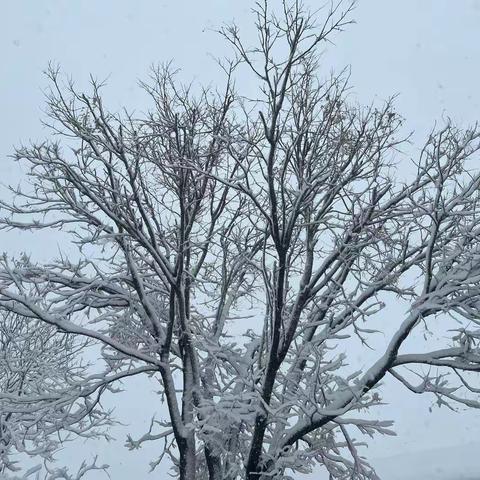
205,445,223,480
179,343,197,480
179,436,196,480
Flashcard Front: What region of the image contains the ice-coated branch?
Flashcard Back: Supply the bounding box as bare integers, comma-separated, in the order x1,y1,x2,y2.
2,1,480,479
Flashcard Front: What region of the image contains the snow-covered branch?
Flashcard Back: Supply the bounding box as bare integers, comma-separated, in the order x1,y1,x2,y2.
2,2,480,479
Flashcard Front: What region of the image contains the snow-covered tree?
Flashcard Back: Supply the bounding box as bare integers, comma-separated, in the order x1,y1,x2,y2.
2,1,480,478
0,311,109,478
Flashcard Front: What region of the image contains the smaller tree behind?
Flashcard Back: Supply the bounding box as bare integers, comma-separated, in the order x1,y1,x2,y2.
0,310,109,478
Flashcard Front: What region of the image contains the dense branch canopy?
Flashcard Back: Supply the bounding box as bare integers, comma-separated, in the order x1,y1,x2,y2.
2,1,480,479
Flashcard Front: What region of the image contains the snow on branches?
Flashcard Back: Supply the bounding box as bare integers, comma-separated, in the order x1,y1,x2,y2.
2,1,480,479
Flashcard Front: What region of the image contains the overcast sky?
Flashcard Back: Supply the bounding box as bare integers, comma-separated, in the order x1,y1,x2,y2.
2,1,480,478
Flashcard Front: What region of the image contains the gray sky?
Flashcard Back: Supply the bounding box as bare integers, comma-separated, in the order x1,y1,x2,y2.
2,1,480,478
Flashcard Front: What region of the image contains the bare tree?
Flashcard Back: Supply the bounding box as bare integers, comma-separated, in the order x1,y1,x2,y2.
2,1,480,479
0,311,109,479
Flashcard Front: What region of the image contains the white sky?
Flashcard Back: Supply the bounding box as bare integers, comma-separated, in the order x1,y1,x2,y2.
2,1,480,478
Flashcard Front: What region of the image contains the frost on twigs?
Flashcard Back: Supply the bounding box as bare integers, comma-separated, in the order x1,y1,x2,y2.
2,1,480,479
0,311,111,478
0,458,108,480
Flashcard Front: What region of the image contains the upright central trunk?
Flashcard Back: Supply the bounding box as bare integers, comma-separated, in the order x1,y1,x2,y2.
180,342,196,480
179,435,196,480
246,255,287,479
